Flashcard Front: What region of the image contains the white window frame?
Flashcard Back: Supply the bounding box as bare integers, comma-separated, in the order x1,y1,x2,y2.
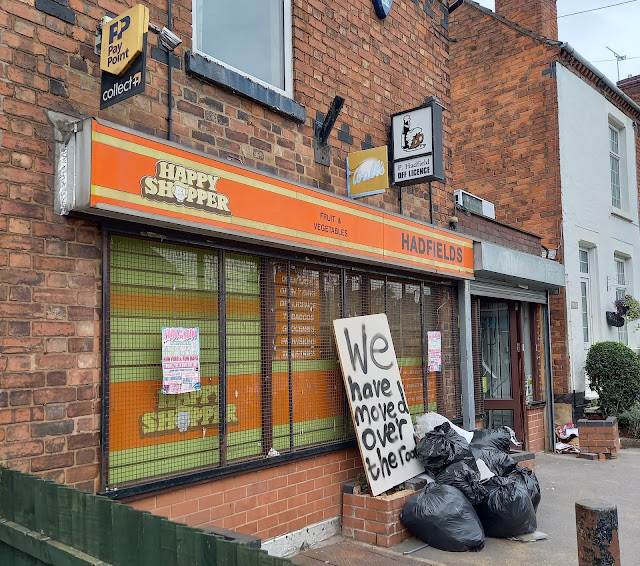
579,247,592,348
609,118,628,212
192,0,293,98
615,256,629,345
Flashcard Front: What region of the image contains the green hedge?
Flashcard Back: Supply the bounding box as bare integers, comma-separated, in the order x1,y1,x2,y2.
585,341,640,416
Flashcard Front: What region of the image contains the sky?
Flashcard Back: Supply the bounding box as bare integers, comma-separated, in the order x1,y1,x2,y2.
471,0,640,85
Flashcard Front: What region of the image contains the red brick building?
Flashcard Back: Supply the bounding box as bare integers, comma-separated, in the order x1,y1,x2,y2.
618,75,640,105
0,0,465,549
450,0,640,426
0,0,563,553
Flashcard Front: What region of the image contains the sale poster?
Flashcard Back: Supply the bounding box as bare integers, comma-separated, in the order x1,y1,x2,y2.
427,331,442,372
161,327,201,394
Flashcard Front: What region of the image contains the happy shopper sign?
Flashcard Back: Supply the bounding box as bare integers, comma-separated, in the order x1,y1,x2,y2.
333,314,423,495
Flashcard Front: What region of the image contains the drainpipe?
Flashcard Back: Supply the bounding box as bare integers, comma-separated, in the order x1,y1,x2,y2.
167,0,173,141
458,279,475,430
545,291,556,452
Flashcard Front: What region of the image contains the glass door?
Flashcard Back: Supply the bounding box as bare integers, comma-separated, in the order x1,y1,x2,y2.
480,300,524,441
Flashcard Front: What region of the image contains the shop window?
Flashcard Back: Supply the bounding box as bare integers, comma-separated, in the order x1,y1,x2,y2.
106,234,460,492
107,236,221,487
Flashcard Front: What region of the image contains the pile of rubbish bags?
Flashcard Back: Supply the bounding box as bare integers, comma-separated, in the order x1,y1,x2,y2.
400,414,540,552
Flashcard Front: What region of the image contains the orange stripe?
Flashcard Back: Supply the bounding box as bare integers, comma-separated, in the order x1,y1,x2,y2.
110,370,344,452
95,192,470,277
111,292,258,316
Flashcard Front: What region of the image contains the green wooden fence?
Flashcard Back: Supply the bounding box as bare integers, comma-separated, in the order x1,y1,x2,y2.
0,467,292,566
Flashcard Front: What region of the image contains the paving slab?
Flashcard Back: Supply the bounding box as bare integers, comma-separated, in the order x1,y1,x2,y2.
291,539,445,566
293,447,640,566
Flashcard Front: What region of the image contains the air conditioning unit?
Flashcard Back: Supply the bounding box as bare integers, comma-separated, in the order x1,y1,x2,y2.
454,189,496,219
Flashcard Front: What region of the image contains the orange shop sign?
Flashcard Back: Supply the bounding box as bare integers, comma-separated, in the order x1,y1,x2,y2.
55,119,474,279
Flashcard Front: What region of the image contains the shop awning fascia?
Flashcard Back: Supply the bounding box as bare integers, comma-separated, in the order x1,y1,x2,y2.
53,117,476,280
473,241,565,291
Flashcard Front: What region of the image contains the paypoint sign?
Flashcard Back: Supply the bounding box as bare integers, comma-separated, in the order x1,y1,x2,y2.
100,4,149,109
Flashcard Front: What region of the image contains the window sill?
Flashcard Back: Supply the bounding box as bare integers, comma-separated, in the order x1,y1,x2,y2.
610,206,634,222
527,400,547,409
185,51,306,124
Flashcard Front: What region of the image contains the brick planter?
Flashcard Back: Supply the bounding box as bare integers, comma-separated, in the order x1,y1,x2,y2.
342,484,418,548
578,417,620,459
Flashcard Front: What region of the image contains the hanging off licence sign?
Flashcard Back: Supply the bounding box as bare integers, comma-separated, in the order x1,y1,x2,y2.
390,99,444,186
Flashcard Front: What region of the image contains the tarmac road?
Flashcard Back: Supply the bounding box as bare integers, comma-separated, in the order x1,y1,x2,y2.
293,447,640,566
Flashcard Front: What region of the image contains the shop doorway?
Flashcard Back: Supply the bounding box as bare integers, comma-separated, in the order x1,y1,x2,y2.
479,300,526,441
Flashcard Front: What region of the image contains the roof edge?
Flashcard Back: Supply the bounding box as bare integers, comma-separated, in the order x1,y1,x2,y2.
560,43,640,117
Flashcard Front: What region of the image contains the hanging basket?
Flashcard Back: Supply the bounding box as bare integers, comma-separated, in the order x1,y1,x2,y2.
606,311,625,327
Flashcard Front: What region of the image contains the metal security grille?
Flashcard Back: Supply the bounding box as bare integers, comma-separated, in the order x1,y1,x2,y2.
424,283,461,421
471,298,484,419
106,233,462,491
107,235,220,489
269,261,346,453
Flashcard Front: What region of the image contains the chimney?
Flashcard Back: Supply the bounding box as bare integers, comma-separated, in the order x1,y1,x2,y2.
494,0,558,41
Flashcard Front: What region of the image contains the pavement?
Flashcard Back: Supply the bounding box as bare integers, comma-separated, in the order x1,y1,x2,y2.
292,447,640,566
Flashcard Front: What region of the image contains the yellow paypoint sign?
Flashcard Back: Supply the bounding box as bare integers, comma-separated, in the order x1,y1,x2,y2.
100,4,149,76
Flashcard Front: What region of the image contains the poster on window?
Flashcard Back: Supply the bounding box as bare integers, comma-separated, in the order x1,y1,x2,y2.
161,327,201,394
427,331,442,372
333,314,424,496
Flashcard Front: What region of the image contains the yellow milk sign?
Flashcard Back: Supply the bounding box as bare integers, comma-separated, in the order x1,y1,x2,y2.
346,145,389,199
100,4,149,76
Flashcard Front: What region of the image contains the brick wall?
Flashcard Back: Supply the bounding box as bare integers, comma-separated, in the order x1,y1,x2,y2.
450,3,571,394
577,418,620,459
618,75,640,104
126,449,362,541
342,488,415,548
525,406,545,452
456,210,542,255
0,0,453,523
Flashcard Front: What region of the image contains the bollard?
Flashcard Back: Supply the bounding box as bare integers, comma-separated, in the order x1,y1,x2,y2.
575,500,621,566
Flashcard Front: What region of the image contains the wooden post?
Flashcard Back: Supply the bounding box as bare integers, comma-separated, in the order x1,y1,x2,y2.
576,500,621,565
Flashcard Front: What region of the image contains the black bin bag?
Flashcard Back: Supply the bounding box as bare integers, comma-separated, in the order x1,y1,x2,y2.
400,483,485,552
416,422,478,476
470,427,512,453
476,476,537,538
471,445,517,477
436,461,487,506
507,466,541,511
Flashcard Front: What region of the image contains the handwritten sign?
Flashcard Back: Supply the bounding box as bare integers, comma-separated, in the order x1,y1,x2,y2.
333,314,424,496
161,327,201,394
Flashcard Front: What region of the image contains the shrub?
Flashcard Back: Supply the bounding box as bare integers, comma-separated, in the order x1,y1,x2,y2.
585,341,640,416
618,404,640,438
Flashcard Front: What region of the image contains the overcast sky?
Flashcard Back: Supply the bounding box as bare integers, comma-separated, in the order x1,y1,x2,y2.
471,0,640,85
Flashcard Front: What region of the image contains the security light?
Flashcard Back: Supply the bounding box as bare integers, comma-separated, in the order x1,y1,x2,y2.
159,27,182,52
